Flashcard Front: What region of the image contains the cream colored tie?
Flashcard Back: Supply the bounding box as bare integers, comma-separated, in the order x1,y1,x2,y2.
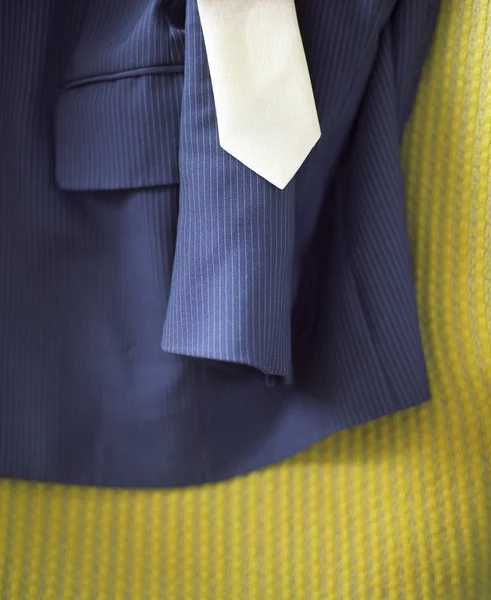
196,0,321,190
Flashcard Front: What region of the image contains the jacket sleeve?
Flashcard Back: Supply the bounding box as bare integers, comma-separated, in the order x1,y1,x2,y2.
161,0,296,382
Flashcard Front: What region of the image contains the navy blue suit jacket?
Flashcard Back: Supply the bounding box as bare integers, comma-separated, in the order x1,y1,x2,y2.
0,0,439,486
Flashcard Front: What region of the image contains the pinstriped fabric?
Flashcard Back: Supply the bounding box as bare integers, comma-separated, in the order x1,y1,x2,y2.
55,0,185,190
1,6,491,596
56,71,183,189
163,0,437,387
0,0,437,488
162,0,296,379
61,0,185,81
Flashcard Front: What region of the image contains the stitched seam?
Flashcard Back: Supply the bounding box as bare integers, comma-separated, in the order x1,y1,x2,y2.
62,64,184,91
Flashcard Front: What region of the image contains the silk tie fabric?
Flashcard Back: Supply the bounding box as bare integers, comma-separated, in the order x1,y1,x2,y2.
196,0,321,189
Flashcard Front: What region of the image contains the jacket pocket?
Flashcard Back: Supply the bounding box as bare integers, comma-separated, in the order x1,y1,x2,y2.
55,66,184,191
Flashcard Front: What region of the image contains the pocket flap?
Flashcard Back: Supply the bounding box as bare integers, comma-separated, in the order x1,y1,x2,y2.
55,69,183,191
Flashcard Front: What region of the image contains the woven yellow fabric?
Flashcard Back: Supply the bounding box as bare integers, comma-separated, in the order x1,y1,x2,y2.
1,1,491,598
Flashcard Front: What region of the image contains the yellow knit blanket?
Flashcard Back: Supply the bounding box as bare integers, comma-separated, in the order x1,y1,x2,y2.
1,2,490,598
